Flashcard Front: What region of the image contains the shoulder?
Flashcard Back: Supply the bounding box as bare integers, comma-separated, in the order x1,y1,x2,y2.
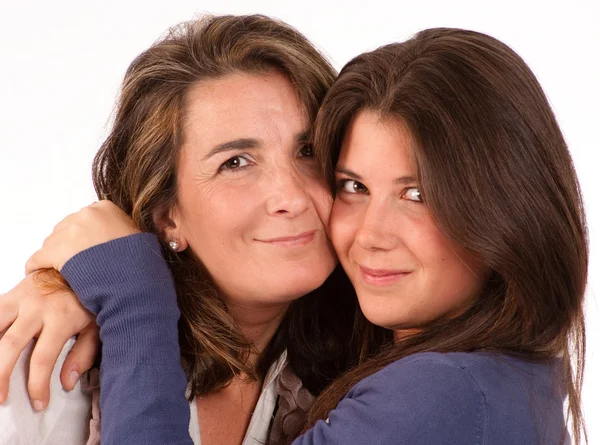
300,352,487,445
295,352,564,445
350,351,490,397
359,350,555,388
344,351,563,445
352,351,558,409
348,352,489,420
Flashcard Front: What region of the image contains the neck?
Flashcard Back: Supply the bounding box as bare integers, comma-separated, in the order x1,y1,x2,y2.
393,328,421,343
226,300,290,366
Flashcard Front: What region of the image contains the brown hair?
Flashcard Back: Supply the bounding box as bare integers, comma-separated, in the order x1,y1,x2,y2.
87,13,368,412
308,28,587,444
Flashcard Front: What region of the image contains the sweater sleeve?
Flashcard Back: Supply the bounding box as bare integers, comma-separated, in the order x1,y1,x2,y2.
292,356,486,445
60,233,193,445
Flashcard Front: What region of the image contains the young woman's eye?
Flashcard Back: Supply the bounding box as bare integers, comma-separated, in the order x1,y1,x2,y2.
219,155,251,172
298,144,314,158
402,187,422,202
339,179,369,194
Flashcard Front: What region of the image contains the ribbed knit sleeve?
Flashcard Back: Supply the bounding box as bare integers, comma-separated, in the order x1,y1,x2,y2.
61,233,193,445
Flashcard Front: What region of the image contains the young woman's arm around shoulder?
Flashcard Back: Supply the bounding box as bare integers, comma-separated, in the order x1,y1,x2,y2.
59,232,193,445
24,201,193,445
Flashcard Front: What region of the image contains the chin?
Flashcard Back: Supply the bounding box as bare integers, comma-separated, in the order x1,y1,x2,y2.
355,292,406,329
268,267,333,302
361,313,400,330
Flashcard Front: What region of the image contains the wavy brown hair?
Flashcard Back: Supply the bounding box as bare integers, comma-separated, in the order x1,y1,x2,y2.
307,28,588,444
80,14,372,413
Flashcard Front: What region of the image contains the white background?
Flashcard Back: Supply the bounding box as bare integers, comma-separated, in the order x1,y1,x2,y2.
1,0,598,441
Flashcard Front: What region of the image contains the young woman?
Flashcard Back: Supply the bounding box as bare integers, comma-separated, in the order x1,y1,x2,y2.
3,26,587,445
0,14,374,445
296,26,586,444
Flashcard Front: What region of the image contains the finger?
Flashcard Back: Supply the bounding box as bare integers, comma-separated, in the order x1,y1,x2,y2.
25,242,61,275
0,318,41,405
25,226,71,275
60,325,100,390
0,294,18,334
51,212,80,233
27,326,75,411
25,250,47,275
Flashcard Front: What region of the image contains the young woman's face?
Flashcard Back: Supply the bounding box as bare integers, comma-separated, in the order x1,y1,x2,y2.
172,72,336,307
330,110,486,337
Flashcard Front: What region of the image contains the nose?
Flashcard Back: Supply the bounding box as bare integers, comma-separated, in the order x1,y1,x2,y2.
265,165,311,218
355,200,400,251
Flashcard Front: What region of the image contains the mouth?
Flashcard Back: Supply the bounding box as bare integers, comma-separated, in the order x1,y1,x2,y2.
256,230,316,247
359,265,411,286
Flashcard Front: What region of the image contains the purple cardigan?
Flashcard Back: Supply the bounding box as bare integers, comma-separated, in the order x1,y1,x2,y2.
61,233,568,445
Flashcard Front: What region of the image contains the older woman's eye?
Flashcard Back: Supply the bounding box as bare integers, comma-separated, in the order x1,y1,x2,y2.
402,187,422,202
298,144,314,158
219,155,251,172
339,179,369,194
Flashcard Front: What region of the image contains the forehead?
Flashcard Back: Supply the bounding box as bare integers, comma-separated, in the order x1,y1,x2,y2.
182,72,307,148
339,110,416,171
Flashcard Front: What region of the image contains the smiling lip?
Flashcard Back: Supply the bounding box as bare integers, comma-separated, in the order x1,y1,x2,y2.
257,231,316,247
359,266,410,286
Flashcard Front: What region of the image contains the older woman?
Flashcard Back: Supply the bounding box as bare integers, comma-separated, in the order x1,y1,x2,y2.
18,27,586,445
0,14,374,445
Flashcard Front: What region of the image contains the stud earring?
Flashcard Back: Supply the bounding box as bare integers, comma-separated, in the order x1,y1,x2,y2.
168,240,179,252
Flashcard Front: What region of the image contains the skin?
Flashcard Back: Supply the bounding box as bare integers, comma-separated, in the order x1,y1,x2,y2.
330,110,487,339
0,72,337,442
167,72,336,353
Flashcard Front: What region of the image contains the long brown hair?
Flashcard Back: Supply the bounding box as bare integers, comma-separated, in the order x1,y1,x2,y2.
308,28,588,444
89,14,368,406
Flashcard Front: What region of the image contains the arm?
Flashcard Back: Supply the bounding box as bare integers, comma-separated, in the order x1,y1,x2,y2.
292,356,486,445
61,233,193,445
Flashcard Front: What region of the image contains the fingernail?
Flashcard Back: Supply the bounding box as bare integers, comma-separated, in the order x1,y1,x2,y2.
68,371,80,388
33,400,45,411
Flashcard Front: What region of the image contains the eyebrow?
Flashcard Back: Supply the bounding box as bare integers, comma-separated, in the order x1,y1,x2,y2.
335,167,416,185
296,131,310,143
203,131,310,161
202,138,260,161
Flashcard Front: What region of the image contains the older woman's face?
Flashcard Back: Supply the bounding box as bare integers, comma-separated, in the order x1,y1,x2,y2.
171,72,336,307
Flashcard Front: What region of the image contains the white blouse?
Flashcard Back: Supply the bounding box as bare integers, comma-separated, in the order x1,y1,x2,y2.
188,351,287,444
0,337,90,445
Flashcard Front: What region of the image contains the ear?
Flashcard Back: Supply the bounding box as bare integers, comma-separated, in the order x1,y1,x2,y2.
152,206,189,252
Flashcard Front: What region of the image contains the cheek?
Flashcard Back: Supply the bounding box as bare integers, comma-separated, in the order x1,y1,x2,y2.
304,174,333,227
395,211,437,262
416,223,484,304
313,192,333,230
178,181,259,251
329,199,358,258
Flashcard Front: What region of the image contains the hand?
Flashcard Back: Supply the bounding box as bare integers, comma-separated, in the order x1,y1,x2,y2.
26,200,141,274
0,269,99,410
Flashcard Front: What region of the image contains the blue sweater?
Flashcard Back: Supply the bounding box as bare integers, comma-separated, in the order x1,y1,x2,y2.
61,233,567,445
